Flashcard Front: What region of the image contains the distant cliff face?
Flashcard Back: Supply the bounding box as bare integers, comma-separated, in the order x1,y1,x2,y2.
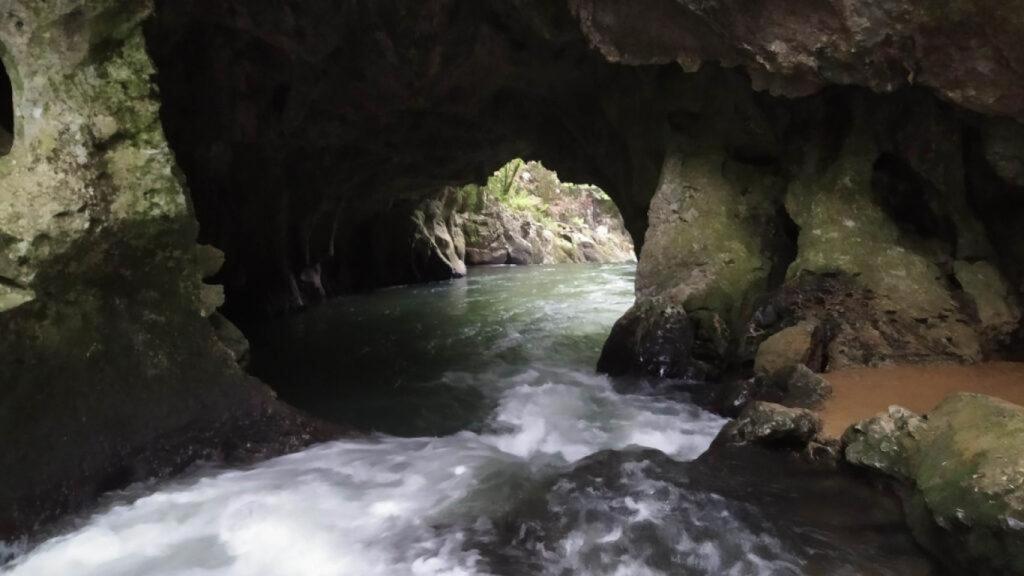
458,161,635,267
1,0,1023,541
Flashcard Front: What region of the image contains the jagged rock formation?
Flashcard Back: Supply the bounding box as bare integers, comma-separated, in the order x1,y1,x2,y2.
1,0,1024,545
571,0,1024,120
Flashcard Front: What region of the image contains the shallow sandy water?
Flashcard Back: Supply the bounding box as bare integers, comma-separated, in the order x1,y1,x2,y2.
821,361,1024,438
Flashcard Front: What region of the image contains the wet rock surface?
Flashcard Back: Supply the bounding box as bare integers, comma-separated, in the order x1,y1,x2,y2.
2,0,1024,548
844,394,1024,574
488,445,937,575
717,402,822,448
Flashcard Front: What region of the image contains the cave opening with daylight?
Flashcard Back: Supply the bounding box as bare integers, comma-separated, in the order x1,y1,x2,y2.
5,2,1024,573
0,57,12,156
235,157,638,437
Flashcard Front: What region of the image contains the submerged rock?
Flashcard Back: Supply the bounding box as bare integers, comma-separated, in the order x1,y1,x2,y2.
490,445,936,575
843,394,1024,574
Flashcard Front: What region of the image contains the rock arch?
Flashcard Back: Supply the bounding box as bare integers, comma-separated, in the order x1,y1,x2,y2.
1,0,1024,544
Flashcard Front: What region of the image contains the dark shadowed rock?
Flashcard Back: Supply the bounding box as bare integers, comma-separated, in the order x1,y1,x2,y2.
717,402,822,448
571,0,1024,120
597,298,712,380
704,364,832,417
3,0,1024,543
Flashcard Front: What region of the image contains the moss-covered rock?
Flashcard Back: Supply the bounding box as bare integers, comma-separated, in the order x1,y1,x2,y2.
843,406,927,481
0,0,327,538
754,322,819,376
458,161,635,267
844,394,1024,574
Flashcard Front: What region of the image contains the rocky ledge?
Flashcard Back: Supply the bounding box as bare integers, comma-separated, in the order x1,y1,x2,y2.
709,365,1024,574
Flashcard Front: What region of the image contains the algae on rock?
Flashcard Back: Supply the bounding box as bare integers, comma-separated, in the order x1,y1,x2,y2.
844,394,1024,575
0,0,313,537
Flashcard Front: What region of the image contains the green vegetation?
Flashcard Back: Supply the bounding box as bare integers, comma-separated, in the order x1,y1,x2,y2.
458,159,617,228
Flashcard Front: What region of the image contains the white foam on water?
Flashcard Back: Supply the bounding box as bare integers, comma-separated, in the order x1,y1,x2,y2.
481,367,725,462
2,265,740,576
534,458,805,576
3,370,727,576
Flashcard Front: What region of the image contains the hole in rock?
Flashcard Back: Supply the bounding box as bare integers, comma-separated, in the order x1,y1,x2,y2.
0,58,13,156
241,159,637,437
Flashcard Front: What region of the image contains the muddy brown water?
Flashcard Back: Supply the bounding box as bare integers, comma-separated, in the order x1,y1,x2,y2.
821,362,1024,438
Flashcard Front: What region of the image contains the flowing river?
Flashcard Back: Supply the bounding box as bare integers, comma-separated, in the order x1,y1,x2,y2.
3,264,937,575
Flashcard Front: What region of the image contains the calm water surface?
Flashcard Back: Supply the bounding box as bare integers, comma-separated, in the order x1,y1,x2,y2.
3,264,936,575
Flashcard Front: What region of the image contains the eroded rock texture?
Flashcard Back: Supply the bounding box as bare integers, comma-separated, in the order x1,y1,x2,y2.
844,395,1024,575
600,81,1024,381
0,2,328,538
1,0,1024,542
146,0,666,315
571,0,1024,120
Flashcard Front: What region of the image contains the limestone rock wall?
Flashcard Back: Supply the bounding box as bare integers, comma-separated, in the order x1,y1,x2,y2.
0,1,326,538
1,0,1024,541
570,0,1024,121
600,71,1024,380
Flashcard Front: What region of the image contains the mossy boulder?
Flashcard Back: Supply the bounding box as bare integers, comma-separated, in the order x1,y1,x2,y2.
754,321,819,376
844,394,1024,574
597,297,704,379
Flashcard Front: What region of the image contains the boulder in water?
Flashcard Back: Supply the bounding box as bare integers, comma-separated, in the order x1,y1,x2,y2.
844,393,1024,574
717,401,822,448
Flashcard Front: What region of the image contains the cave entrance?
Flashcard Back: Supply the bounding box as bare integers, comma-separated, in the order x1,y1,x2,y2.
241,158,638,436
0,57,13,156
457,159,637,268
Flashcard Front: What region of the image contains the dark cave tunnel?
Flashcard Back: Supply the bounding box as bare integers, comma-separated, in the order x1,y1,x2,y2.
141,0,1024,365
3,2,1024,560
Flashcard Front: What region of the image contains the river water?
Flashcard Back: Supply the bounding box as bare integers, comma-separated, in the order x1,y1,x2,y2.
3,264,937,575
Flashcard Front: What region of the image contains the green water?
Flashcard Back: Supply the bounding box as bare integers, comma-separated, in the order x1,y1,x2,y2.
4,264,939,576
248,264,643,436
